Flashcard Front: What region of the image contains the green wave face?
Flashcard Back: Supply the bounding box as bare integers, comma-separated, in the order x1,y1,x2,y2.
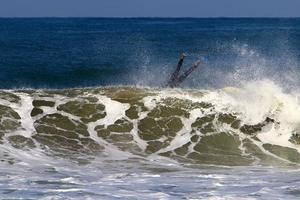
1,87,300,166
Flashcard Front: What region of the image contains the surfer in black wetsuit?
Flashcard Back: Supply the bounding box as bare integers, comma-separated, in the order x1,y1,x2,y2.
167,53,201,88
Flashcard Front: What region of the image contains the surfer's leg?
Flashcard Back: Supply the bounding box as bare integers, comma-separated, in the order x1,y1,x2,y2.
177,60,201,84
167,53,186,87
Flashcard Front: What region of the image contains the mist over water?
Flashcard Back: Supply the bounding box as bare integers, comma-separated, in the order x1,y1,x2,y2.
1,18,300,199
131,42,300,90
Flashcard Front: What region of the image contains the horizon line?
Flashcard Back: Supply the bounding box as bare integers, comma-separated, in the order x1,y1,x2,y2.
0,16,300,19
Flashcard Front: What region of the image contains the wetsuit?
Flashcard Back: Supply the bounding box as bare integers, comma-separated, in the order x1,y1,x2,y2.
167,54,200,88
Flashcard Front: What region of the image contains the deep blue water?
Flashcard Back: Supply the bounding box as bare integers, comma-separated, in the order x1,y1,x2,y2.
0,18,300,89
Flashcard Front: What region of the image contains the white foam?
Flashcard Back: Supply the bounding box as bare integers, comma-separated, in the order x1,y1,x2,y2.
97,95,129,126
11,93,35,138
85,94,135,160
220,80,300,151
157,109,203,153
149,80,300,153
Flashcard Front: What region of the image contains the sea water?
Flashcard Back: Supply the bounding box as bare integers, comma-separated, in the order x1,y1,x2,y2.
0,18,300,199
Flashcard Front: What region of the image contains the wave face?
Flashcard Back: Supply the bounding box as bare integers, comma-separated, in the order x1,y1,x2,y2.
1,81,300,167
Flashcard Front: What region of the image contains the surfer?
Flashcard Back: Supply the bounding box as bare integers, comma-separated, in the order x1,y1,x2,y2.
167,53,201,88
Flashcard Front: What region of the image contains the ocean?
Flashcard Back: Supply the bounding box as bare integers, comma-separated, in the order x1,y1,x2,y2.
0,18,300,199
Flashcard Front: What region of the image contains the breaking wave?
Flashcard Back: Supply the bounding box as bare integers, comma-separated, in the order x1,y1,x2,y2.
1,80,300,167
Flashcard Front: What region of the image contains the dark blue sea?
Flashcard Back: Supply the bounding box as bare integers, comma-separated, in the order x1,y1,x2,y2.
1,18,300,199
0,18,299,89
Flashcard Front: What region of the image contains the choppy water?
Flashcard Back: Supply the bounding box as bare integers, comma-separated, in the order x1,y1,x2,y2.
1,18,300,199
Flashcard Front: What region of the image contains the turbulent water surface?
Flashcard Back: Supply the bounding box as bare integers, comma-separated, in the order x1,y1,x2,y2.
1,18,300,199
